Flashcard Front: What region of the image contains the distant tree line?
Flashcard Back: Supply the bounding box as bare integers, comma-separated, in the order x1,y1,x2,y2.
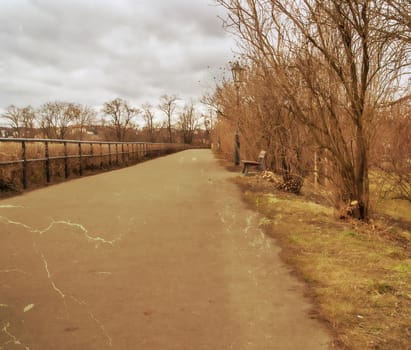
1,95,214,146
210,0,410,219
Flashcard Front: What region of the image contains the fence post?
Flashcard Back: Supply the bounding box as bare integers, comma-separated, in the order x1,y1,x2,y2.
126,143,130,164
64,141,68,178
21,141,27,189
100,143,103,169
45,141,50,183
90,143,93,169
108,143,111,166
116,143,119,165
121,143,125,164
78,142,83,176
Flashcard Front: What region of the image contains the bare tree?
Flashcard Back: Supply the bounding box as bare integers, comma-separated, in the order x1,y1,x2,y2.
372,96,411,201
212,63,311,181
381,0,411,44
177,103,199,144
158,94,178,143
38,102,78,139
73,105,96,140
102,98,140,141
217,0,409,219
202,108,215,141
2,105,36,138
141,103,156,142
2,106,21,137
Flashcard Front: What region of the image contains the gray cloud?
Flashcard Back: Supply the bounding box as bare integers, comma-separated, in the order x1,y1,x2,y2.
0,0,235,113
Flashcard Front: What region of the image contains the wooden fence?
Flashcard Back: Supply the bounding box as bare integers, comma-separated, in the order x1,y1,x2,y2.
0,138,187,190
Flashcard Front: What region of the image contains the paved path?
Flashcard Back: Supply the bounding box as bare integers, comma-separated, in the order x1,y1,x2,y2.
0,149,331,349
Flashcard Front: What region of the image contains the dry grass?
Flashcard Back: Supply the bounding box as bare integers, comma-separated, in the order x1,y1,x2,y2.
233,175,411,350
1,142,105,192
0,141,180,195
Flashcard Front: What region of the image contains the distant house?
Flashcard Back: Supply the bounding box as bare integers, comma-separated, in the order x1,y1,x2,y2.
0,127,13,138
68,124,98,140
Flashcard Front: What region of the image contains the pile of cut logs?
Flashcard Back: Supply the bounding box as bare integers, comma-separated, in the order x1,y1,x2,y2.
260,170,303,194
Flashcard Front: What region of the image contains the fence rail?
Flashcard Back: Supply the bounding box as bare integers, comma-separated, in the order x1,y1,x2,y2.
0,137,187,190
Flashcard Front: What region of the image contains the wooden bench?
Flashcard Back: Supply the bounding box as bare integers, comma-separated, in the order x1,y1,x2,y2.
241,150,266,175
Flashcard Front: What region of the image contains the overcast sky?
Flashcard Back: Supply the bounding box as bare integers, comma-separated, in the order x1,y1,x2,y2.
0,0,237,115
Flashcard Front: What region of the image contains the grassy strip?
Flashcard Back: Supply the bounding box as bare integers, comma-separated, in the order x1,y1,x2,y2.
234,176,411,350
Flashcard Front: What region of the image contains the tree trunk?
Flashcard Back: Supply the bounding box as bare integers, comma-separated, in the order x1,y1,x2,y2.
354,127,370,220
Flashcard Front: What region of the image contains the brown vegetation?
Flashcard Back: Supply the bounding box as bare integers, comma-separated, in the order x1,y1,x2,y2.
38,102,96,140
212,0,410,220
102,98,140,141
371,97,411,202
1,96,211,146
0,140,185,195
159,94,179,144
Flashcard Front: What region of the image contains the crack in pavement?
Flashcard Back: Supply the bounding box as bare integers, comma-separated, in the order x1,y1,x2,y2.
30,247,114,348
89,311,113,347
33,245,113,347
1,323,30,350
70,296,113,347
0,217,119,246
0,216,115,348
36,248,65,300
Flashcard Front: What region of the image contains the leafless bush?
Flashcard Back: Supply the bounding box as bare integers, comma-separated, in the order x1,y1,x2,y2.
214,0,410,219
372,99,411,201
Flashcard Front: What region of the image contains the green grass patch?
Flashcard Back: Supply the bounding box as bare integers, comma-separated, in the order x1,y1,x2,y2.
375,198,411,221
237,177,411,350
391,261,411,275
